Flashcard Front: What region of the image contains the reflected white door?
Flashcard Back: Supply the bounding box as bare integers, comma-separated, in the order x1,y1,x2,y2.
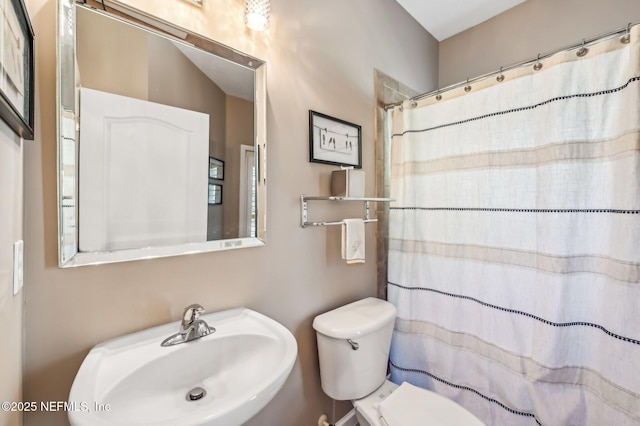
79,88,209,251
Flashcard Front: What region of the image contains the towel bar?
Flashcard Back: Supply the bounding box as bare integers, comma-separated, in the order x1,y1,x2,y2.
304,219,379,227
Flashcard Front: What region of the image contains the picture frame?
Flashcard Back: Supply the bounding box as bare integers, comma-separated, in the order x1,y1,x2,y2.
309,110,361,168
208,183,222,205
181,0,203,6
209,157,224,180
0,0,34,139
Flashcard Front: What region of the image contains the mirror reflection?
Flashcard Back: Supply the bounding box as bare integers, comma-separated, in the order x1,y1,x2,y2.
57,0,267,267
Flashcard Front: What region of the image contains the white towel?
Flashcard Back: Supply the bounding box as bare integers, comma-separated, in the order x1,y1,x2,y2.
341,218,365,264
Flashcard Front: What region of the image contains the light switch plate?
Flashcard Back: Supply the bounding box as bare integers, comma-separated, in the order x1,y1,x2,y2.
13,240,24,295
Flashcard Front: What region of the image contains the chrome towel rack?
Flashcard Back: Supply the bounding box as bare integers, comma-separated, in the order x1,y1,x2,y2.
300,195,395,228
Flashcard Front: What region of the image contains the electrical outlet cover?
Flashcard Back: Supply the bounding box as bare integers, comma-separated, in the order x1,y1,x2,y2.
13,240,24,295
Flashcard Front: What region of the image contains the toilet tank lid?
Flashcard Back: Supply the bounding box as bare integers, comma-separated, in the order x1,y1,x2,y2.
313,297,397,339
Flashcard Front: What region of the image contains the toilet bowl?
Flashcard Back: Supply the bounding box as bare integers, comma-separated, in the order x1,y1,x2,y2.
352,379,484,426
313,297,484,426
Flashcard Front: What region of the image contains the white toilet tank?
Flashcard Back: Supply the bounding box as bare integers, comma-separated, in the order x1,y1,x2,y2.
313,297,397,400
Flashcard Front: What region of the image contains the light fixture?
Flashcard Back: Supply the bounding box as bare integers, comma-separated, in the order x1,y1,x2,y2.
244,0,270,31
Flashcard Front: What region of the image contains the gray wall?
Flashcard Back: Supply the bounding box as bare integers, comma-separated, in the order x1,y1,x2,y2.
439,0,640,87
22,0,437,425
0,118,23,426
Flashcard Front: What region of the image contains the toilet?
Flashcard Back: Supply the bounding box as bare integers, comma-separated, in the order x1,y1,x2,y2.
313,297,484,426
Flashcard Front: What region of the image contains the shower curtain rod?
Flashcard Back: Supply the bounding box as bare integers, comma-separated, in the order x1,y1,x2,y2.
385,21,639,110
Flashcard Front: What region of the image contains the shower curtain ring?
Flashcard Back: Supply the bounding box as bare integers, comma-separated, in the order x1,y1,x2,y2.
577,39,589,57
464,79,472,92
496,67,505,82
533,54,543,71
621,23,632,44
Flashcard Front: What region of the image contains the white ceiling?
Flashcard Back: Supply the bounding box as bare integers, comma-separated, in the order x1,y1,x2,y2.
173,42,255,102
395,0,526,41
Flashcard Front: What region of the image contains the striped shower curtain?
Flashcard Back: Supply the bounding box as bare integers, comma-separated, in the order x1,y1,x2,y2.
387,27,640,425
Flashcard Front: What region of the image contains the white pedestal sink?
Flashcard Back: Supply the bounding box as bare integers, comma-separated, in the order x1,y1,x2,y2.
68,308,297,426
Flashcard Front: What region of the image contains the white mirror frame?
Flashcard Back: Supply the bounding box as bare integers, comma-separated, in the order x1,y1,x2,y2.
56,0,267,267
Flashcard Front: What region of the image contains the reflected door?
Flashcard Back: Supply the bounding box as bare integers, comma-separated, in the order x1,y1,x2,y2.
78,88,209,251
239,145,255,237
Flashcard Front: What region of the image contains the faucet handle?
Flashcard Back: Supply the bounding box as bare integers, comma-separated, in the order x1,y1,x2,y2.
183,304,205,323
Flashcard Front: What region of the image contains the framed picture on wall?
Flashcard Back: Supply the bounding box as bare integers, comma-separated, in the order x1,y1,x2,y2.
0,0,34,139
309,110,361,168
209,157,224,180
181,0,203,6
208,183,222,205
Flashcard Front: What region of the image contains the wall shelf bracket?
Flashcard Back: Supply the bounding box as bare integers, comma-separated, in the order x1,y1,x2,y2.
300,195,395,228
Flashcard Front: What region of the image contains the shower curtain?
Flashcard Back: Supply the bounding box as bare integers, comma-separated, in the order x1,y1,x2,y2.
387,27,640,425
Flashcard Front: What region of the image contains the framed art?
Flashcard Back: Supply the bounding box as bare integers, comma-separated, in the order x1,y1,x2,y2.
208,183,222,205
209,157,224,180
181,0,203,6
309,110,361,168
0,0,34,139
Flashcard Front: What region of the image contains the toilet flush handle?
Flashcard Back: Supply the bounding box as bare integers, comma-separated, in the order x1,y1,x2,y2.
347,339,359,350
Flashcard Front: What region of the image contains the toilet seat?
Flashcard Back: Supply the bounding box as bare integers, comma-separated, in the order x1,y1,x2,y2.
378,382,484,425
353,381,484,426
352,380,398,426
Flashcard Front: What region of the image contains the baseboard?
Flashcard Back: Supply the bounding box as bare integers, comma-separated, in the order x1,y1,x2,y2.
335,408,358,426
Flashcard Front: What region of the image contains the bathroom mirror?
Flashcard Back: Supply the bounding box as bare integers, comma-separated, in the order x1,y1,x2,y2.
57,0,267,267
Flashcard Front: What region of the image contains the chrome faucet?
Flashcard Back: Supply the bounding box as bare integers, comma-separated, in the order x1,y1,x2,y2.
161,304,215,347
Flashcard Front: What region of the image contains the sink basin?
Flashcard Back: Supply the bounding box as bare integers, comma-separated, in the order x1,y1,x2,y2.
68,308,297,426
